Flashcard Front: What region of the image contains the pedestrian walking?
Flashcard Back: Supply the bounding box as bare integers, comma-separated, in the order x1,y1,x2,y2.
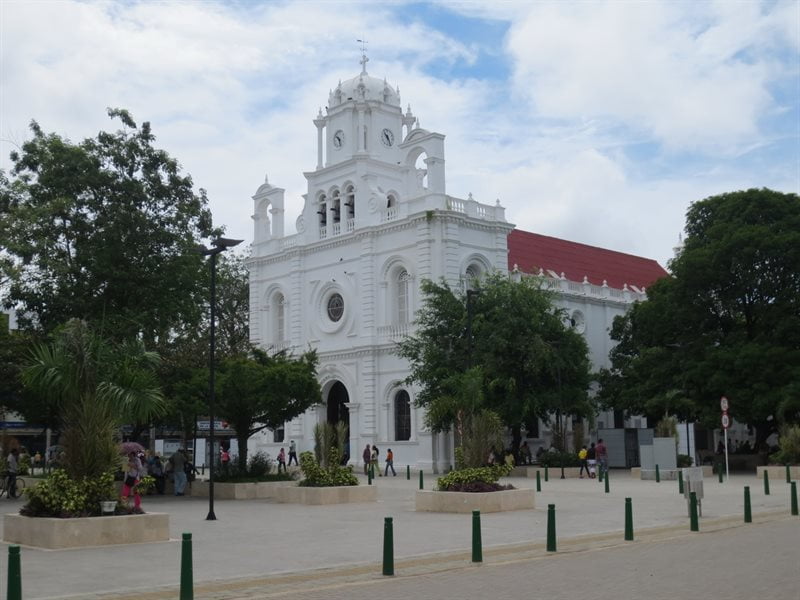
277,447,287,473
6,448,19,499
121,451,144,513
371,445,381,476
384,448,397,476
170,448,187,496
362,444,372,475
288,440,298,466
587,442,597,478
578,445,589,478
596,438,608,476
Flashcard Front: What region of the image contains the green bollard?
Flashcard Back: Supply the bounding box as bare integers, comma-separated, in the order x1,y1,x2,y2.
744,486,752,523
764,470,770,495
718,466,724,483
787,464,792,484
546,504,557,552
678,471,684,495
407,464,410,480
599,468,603,483
604,469,610,494
536,470,542,492
791,482,798,516
655,464,660,483
180,532,193,600
368,467,372,485
472,510,482,563
382,517,394,576
624,497,633,541
7,545,21,600
689,491,699,531
544,466,549,482
419,470,424,490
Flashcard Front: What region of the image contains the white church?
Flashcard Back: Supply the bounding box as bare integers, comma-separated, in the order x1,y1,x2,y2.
246,56,667,472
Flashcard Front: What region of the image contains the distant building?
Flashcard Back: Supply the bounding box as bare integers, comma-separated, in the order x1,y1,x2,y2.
246,56,667,471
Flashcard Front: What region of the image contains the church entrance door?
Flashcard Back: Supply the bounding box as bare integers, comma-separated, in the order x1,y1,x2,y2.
326,381,350,460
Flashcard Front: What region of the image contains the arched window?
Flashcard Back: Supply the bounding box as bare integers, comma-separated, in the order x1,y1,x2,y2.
464,264,481,291
387,193,397,208
394,390,411,441
344,185,355,219
317,194,327,226
397,269,410,324
331,190,341,224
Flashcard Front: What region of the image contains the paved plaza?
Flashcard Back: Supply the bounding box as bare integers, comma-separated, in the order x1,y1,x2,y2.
1,470,797,599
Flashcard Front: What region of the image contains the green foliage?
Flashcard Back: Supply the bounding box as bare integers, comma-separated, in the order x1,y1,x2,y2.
655,416,679,449
212,451,294,482
217,347,321,469
21,469,116,517
22,319,165,479
436,463,513,491
0,109,216,343
598,189,800,448
298,449,358,487
458,410,504,469
136,475,156,496
397,274,592,456
769,425,800,465
677,454,694,468
537,451,581,468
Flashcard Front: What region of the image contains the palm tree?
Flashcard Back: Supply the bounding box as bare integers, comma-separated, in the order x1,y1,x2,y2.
23,319,165,479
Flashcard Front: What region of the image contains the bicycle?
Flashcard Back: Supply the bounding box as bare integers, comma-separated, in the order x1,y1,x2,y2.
0,473,26,498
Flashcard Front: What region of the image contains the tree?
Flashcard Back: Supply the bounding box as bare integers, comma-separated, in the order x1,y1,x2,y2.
217,348,321,470
397,273,592,457
22,319,166,479
0,109,216,345
599,189,800,449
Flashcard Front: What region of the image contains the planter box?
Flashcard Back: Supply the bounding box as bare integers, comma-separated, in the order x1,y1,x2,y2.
415,489,535,513
528,467,583,479
190,480,297,500
757,465,800,480
3,513,169,549
632,466,713,479
275,485,377,505
508,466,533,477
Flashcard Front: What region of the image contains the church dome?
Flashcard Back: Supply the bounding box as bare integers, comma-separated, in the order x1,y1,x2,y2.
329,60,401,108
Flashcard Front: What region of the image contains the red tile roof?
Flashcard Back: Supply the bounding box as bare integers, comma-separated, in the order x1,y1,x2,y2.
508,229,668,290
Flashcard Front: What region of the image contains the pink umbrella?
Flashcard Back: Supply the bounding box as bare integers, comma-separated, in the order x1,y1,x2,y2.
119,441,146,455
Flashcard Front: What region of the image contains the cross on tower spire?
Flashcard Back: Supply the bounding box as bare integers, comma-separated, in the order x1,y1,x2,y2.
357,38,369,74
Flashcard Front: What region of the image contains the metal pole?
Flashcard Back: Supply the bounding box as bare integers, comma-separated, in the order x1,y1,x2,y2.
764,470,770,495
791,482,798,516
382,517,394,576
546,504,557,552
689,491,699,531
723,427,729,481
207,251,218,521
678,470,684,495
180,532,193,600
744,486,752,523
7,545,21,600
624,498,633,541
471,510,482,563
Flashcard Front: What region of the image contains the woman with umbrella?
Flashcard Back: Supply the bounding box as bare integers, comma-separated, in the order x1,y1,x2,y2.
120,443,146,513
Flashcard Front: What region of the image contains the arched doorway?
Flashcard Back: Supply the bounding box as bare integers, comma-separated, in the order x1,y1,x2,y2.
326,381,350,461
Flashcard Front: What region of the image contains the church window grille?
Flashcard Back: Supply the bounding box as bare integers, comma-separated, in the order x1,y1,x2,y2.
275,293,285,342
394,390,411,441
331,190,341,224
345,185,355,219
327,293,344,322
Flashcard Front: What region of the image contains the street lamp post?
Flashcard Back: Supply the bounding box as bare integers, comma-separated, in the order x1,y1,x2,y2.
197,237,243,521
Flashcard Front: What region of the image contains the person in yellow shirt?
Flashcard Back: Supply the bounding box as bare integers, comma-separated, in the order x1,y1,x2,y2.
578,445,589,478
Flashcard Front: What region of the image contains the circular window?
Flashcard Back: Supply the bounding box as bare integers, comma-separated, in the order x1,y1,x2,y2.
327,293,344,322
571,310,586,334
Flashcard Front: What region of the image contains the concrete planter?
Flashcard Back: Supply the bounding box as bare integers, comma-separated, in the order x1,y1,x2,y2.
415,489,535,513
528,467,583,479
3,513,169,549
632,466,713,479
757,465,800,480
275,485,377,505
190,480,297,500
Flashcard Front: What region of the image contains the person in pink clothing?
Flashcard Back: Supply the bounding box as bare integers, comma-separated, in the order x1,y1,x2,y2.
277,447,287,473
121,451,144,513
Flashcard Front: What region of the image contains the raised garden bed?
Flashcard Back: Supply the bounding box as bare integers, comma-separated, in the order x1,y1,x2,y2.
757,465,800,480
3,512,169,549
190,480,297,499
275,485,377,505
415,488,535,513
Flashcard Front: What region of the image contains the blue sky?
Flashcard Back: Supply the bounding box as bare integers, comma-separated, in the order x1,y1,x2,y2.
1,0,798,266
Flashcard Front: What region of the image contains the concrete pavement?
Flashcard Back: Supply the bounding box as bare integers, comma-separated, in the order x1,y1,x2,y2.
1,470,797,599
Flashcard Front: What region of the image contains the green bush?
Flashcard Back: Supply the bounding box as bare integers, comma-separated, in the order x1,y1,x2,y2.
213,452,292,483
769,425,800,465
677,454,694,468
21,469,116,517
537,451,581,468
298,449,358,487
436,463,513,491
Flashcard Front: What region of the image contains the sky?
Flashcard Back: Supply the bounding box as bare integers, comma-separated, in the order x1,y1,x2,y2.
1,0,798,267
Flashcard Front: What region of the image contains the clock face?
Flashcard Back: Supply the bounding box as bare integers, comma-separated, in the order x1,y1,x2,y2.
380,128,395,147
333,130,344,149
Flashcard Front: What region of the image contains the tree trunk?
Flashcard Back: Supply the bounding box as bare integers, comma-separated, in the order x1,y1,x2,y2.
754,421,777,454
236,433,249,471
511,424,522,462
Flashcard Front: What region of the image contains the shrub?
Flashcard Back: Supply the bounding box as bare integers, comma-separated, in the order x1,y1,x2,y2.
436,463,513,492
21,469,116,518
677,454,694,468
537,451,581,468
213,452,292,483
247,452,273,477
298,448,358,487
769,425,800,465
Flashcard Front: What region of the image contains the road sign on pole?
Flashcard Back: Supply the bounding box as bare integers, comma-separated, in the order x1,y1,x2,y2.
720,396,729,411
721,414,730,429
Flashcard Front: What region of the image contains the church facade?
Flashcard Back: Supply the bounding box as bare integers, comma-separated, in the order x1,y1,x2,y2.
246,58,667,471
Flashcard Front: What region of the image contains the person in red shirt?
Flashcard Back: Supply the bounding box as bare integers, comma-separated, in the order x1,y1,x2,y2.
596,439,608,476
